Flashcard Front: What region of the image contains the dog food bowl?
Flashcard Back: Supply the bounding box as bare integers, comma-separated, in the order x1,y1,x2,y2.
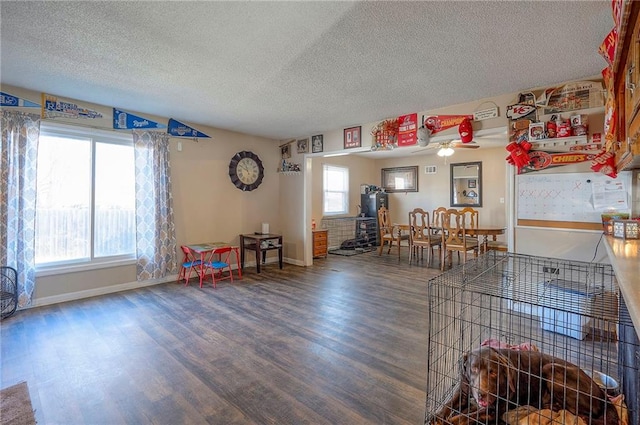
586,370,619,391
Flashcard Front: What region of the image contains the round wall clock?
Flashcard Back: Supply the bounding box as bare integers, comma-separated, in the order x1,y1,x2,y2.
229,151,265,191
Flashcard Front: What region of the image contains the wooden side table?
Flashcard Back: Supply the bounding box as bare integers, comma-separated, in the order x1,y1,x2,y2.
239,233,283,273
312,229,328,258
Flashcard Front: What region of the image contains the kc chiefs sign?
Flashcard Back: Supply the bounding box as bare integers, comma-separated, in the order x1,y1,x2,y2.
519,151,597,174
423,114,474,135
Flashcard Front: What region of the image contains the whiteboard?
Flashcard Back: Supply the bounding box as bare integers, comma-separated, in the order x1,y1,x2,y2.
517,172,631,223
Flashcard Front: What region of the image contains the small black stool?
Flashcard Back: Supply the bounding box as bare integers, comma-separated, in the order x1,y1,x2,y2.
1,266,18,319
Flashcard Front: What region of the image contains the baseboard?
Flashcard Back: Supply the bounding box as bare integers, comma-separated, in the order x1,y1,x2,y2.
28,257,298,308
31,275,177,308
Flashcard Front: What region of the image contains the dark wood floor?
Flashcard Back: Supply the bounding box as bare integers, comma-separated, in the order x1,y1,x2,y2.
1,248,444,425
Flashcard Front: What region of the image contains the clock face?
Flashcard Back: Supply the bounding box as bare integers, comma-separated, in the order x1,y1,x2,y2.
229,151,264,191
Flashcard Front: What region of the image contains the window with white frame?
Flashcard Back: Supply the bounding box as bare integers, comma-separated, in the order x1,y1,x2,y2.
323,164,349,215
35,122,136,267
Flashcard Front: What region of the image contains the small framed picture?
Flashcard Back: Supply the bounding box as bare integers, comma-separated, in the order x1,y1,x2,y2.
297,138,309,154
343,126,362,149
528,122,546,140
311,134,323,153
280,143,291,159
468,179,477,189
381,166,418,193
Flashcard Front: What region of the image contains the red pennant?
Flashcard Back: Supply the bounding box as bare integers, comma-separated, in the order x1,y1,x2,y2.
424,115,473,135
591,150,617,178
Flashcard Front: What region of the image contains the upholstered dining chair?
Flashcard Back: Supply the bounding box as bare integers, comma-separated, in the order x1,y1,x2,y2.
178,245,202,285
431,207,448,265
486,240,508,252
408,208,442,266
441,209,479,271
378,206,409,256
432,207,448,232
202,246,234,288
459,207,479,229
459,206,481,248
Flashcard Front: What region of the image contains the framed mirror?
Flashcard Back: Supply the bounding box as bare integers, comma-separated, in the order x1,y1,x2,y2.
450,161,482,207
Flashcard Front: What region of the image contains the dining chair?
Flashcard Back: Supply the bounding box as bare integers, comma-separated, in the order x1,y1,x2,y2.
432,207,448,231
459,206,481,249
202,246,234,288
486,240,508,252
432,207,449,265
408,208,442,266
459,207,479,228
178,245,202,286
377,206,409,256
441,209,479,271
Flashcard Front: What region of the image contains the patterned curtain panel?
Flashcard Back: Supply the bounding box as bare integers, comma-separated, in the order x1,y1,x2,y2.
133,130,177,281
1,110,40,308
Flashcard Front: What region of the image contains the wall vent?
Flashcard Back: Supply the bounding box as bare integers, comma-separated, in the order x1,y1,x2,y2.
424,165,437,174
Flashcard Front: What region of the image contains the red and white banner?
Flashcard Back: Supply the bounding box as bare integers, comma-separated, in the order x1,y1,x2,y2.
397,113,417,146
599,27,618,67
423,114,473,135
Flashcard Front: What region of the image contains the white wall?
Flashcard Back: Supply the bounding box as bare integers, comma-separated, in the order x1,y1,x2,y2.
3,84,284,305
5,74,619,306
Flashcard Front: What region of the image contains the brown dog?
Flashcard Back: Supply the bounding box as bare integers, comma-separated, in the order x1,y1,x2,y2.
429,346,619,425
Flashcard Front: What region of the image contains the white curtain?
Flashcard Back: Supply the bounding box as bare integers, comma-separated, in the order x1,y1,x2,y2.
133,130,177,281
1,110,40,307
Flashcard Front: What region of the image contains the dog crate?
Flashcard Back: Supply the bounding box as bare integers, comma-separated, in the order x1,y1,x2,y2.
424,252,637,425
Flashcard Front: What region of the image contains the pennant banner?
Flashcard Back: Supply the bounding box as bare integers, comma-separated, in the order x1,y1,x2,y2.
397,113,417,146
0,92,40,108
167,118,210,138
519,151,597,174
506,104,537,120
42,93,105,121
423,114,473,135
113,108,166,130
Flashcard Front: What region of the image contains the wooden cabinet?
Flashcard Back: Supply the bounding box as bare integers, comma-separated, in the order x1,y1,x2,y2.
614,1,640,169
312,230,328,258
627,18,640,144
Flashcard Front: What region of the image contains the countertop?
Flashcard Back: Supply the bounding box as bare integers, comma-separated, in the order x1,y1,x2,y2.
603,236,640,333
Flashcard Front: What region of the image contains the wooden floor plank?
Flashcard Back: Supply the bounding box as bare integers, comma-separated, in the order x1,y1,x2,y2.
1,250,441,424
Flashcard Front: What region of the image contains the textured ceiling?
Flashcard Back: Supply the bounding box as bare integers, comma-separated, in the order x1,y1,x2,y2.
0,1,612,141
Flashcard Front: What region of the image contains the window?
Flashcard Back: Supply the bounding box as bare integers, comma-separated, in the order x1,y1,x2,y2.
323,164,349,215
35,123,136,267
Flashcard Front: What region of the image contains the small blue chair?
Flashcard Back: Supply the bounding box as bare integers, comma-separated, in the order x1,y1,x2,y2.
178,245,202,286
202,246,234,288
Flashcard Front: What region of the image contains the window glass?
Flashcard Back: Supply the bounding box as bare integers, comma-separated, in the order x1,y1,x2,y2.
94,142,135,257
323,164,349,215
35,123,135,266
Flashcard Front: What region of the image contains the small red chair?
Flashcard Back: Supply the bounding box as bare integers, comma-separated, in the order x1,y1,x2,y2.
178,245,202,286
202,246,234,288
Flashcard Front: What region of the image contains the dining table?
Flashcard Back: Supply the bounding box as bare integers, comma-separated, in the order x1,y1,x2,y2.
186,242,242,287
395,220,506,260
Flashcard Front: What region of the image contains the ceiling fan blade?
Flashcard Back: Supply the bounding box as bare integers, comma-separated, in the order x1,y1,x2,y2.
450,142,480,149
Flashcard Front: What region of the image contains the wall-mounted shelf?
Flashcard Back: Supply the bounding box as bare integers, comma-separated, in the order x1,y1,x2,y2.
278,170,300,175
529,135,594,152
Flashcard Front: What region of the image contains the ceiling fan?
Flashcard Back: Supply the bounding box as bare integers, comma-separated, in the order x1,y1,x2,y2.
412,138,480,156
412,123,480,156
412,127,508,156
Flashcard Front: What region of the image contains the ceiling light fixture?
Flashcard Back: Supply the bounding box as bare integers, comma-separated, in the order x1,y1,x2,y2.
437,146,454,157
